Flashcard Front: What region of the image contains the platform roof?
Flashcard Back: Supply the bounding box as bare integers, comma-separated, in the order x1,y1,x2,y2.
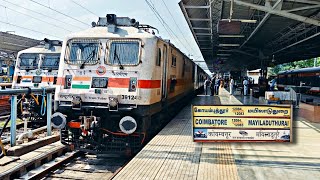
0,31,39,60
179,0,320,72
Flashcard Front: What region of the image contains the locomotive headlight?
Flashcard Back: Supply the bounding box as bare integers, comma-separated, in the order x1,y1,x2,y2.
91,77,108,88
109,97,118,107
72,96,81,105
119,116,137,134
33,76,42,83
92,78,100,88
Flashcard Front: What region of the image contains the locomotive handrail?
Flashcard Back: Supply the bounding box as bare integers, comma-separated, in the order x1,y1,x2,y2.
0,87,55,95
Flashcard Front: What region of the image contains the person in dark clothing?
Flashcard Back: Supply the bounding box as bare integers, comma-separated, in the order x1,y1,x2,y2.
204,78,211,95
210,77,215,96
214,78,220,95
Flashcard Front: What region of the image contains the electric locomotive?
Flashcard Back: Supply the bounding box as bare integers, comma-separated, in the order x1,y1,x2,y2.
52,14,207,155
12,39,62,125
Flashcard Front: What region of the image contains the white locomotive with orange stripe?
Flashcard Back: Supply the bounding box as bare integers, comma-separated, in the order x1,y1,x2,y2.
13,39,62,89
12,39,62,125
53,14,207,155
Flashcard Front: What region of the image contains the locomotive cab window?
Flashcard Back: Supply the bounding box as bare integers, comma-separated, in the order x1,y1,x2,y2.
18,53,39,70
65,40,100,65
107,40,140,66
41,54,60,70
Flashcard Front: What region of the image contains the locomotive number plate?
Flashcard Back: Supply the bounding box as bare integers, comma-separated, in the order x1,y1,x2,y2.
121,95,137,100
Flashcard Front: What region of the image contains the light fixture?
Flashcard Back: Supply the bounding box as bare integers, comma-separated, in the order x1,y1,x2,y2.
218,44,240,47
217,54,231,56
220,19,257,23
219,35,245,38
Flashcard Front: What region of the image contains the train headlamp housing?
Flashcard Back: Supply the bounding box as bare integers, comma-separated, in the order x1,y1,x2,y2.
109,97,118,111
72,96,81,110
91,77,108,88
119,116,137,134
33,76,42,83
51,112,67,129
129,77,137,92
65,75,72,89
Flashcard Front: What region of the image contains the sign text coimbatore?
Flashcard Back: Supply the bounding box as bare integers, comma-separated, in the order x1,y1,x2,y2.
192,105,292,142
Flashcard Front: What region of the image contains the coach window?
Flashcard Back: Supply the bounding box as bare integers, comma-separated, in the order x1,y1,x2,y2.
182,59,185,77
156,48,161,66
108,40,140,66
171,55,176,67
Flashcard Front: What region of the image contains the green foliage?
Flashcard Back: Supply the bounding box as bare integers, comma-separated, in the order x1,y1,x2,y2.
269,57,320,75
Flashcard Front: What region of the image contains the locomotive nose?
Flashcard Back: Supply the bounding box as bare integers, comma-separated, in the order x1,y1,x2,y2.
119,116,137,134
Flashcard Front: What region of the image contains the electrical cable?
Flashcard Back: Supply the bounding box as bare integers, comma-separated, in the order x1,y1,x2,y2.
70,0,99,17
145,1,178,43
29,0,89,27
0,20,60,38
1,0,83,30
0,4,72,33
145,0,193,54
160,0,198,56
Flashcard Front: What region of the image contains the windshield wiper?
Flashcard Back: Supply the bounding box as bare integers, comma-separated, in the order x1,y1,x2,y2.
80,49,96,69
114,47,124,70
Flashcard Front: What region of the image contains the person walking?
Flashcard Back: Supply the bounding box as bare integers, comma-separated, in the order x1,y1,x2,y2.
204,78,211,95
243,77,249,96
229,77,234,95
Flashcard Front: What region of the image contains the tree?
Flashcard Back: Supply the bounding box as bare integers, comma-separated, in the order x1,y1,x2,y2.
269,57,319,74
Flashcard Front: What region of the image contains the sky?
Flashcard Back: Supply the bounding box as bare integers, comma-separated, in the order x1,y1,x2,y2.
0,0,210,73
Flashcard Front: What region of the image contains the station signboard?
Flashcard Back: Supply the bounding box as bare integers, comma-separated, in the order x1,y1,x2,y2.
192,105,292,142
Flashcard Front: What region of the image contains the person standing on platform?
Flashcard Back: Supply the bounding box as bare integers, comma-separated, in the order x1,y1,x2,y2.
270,77,277,91
214,77,220,95
204,78,211,95
210,76,215,96
229,77,234,95
243,77,249,96
220,78,224,89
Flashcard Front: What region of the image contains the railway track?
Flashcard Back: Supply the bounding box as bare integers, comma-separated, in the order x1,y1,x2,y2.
20,151,128,180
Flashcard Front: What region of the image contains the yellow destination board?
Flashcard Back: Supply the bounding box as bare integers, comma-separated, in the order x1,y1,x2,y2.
193,117,290,129
192,105,292,142
193,105,291,117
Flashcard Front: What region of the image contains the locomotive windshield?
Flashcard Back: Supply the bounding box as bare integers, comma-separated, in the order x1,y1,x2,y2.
108,41,140,65
41,54,60,70
19,53,39,70
66,41,100,65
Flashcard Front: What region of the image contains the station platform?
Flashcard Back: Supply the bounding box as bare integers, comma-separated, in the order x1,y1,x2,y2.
113,89,320,180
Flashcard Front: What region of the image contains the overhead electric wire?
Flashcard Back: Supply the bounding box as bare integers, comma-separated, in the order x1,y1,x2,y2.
145,0,193,55
0,4,72,33
0,20,60,38
160,0,198,56
1,0,84,30
71,0,99,17
146,0,190,51
145,1,176,41
29,0,89,27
